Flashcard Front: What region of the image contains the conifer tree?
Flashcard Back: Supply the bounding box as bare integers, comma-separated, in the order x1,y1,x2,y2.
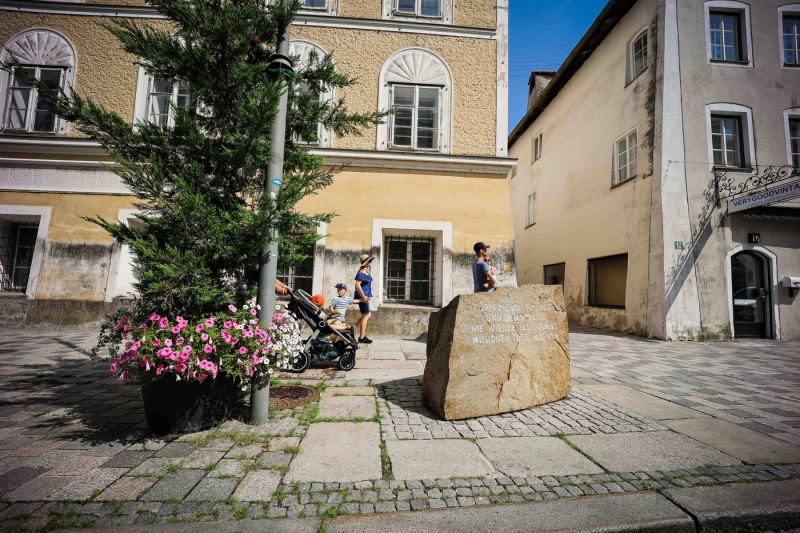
5,0,380,320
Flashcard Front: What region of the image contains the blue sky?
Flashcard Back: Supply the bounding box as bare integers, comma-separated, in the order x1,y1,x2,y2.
508,0,608,133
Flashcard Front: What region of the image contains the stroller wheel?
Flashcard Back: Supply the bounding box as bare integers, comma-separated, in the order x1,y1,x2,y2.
289,351,310,373
339,352,355,371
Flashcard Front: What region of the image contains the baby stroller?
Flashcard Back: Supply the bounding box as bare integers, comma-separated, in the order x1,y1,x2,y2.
286,289,359,373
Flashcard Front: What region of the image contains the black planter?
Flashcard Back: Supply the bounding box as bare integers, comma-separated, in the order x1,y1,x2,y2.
141,375,238,434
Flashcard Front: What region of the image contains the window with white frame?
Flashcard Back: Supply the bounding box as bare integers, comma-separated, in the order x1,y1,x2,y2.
390,85,441,150
787,113,800,168
626,30,648,84
526,192,536,227
0,29,76,135
781,7,800,67
378,48,452,153
289,40,333,147
613,129,637,185
705,2,752,66
706,103,755,170
396,0,441,17
532,132,542,163
711,115,744,167
383,0,452,23
145,78,197,129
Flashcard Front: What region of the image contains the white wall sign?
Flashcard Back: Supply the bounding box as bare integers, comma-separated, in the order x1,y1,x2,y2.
728,180,800,213
0,165,132,195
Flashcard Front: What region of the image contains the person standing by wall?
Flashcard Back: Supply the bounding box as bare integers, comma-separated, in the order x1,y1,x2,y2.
473,242,493,293
354,255,375,344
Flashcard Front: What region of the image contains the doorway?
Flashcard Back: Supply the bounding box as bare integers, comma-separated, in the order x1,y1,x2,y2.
730,251,772,338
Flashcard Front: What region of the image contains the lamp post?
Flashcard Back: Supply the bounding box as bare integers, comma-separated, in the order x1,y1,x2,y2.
251,0,294,425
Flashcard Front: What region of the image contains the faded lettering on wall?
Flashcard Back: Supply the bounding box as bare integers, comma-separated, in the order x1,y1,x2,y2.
0,166,132,195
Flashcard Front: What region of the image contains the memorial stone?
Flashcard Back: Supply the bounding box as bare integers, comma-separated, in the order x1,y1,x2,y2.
423,285,570,420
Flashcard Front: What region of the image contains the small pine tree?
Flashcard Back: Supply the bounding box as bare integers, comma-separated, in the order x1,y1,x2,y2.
4,0,381,322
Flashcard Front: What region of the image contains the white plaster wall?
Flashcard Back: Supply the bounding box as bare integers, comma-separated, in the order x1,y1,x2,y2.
508,0,659,336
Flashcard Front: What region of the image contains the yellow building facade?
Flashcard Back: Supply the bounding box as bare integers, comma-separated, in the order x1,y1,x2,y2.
0,0,515,327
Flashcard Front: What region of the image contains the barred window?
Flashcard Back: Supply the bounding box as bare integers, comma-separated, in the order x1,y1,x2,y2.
384,235,435,305
0,220,38,292
276,238,315,297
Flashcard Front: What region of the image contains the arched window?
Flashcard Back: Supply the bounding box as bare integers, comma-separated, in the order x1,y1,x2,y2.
377,48,452,154
0,28,76,134
289,40,333,148
625,28,648,85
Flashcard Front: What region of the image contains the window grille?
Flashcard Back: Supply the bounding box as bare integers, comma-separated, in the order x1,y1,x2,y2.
276,239,315,297
0,220,38,292
383,235,435,305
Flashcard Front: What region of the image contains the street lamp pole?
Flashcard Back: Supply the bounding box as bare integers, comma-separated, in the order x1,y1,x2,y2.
251,0,293,425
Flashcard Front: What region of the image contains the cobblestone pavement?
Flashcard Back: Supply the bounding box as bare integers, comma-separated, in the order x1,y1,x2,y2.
379,383,666,441
569,326,800,445
1,326,799,531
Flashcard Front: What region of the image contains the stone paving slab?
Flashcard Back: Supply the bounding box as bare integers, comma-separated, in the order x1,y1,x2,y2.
0,467,48,496
48,467,128,501
325,492,695,533
4,475,72,501
233,470,281,501
47,455,108,476
354,360,423,369
284,422,381,483
664,478,800,532
477,436,604,477
185,477,238,501
321,387,375,397
662,417,800,464
567,432,741,472
578,384,709,421
368,351,405,360
140,469,205,502
346,368,423,383
96,476,157,501
318,396,376,419
387,439,496,480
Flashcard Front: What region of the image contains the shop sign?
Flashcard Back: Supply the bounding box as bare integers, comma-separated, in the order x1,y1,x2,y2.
728,180,800,213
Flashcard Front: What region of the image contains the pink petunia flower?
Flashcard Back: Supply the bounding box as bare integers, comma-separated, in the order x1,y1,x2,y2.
203,345,213,354
204,318,214,327
223,321,233,329
195,324,204,333
164,339,173,347
152,339,161,347
239,346,247,355
228,304,237,312
159,317,169,329
171,326,181,334
250,308,257,316
149,313,160,321
200,333,209,341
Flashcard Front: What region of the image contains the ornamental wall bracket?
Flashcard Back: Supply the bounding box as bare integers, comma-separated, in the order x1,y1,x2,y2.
713,165,800,208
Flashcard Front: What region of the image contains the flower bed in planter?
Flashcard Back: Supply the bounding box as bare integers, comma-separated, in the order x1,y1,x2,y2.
107,304,304,433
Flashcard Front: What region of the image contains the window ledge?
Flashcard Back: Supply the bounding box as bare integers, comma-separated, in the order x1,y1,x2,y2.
624,67,648,88
781,63,800,68
525,222,536,228
586,304,625,310
709,59,751,66
391,11,444,20
713,166,753,173
611,175,637,189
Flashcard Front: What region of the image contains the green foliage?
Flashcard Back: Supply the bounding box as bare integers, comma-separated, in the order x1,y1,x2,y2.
2,0,383,328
